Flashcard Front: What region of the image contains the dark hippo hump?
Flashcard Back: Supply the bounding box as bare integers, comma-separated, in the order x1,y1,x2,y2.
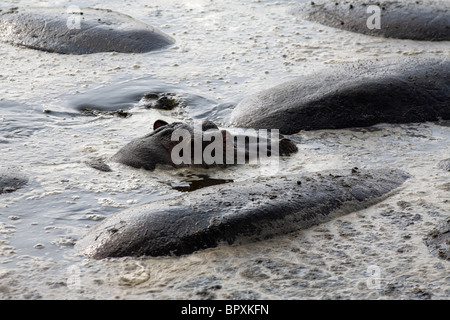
0,169,27,194
0,7,174,54
110,120,298,171
292,0,450,41
76,168,409,259
230,57,450,134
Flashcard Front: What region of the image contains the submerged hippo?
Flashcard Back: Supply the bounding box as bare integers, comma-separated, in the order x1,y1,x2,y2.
0,7,174,54
231,57,450,135
76,168,409,258
292,0,450,41
106,119,298,171
424,218,450,260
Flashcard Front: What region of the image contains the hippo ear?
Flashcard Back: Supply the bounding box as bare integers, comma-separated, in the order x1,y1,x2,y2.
153,120,168,130
202,120,219,131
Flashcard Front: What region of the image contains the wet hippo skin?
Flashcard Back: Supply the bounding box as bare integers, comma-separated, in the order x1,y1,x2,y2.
76,168,409,258
292,0,450,41
230,58,450,135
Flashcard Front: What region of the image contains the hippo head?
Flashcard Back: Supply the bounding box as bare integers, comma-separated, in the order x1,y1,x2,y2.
111,120,297,170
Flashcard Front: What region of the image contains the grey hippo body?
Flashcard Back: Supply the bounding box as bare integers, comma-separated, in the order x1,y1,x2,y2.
76,168,408,258
109,120,298,171
292,0,450,41
230,58,450,135
0,7,174,54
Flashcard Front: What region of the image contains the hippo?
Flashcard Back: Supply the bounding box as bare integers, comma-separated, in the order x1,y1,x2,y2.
76,168,409,258
291,0,450,41
230,57,450,135
0,169,27,194
137,93,183,110
106,119,298,171
0,7,174,54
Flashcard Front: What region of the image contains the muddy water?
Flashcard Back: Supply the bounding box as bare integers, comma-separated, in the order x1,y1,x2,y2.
0,0,449,299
